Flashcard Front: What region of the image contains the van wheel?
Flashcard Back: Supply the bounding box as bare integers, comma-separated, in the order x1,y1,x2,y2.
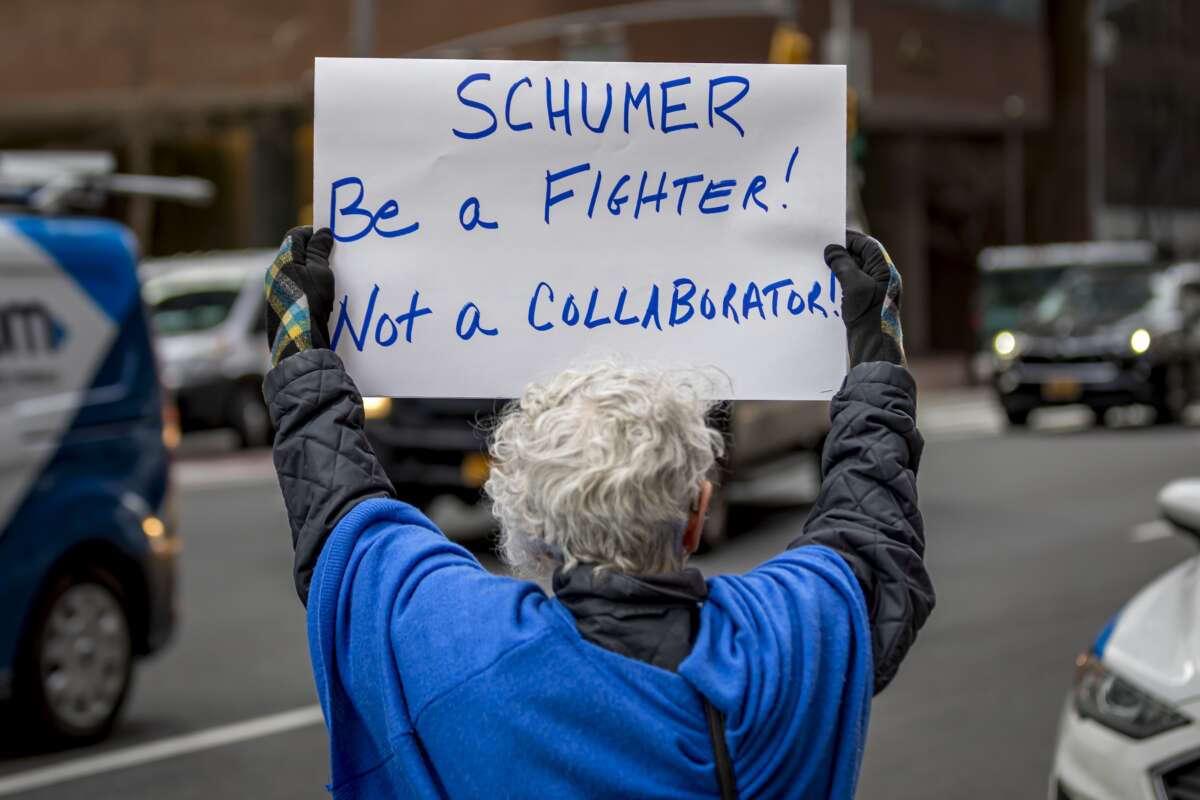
231,384,271,448
14,567,133,745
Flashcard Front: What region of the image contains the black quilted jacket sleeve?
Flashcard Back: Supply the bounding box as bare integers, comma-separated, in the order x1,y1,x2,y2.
263,349,395,605
789,361,933,694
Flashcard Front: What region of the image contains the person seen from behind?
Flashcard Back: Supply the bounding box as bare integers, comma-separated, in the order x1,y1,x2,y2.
261,227,932,798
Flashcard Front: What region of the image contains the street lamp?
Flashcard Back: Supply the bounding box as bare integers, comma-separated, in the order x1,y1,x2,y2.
350,0,375,58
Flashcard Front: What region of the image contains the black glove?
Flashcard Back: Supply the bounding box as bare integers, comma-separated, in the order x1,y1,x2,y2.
824,230,906,367
265,227,335,367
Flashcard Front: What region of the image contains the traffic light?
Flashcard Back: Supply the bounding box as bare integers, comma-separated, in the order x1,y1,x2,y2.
769,23,813,65
770,22,858,145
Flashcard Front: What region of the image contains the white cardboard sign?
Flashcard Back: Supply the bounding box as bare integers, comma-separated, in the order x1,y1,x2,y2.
314,57,846,399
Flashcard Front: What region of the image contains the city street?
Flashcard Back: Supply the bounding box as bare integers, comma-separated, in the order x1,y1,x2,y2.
1,392,1197,799
3,2,1197,798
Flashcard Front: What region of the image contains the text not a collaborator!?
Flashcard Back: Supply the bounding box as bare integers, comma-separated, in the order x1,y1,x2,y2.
331,272,843,350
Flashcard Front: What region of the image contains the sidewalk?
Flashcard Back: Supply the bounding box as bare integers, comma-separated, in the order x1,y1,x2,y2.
908,353,973,392
905,354,1003,440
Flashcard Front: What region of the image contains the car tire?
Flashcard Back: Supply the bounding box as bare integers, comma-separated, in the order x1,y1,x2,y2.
231,383,271,448
1004,406,1031,427
1153,363,1189,425
12,566,134,746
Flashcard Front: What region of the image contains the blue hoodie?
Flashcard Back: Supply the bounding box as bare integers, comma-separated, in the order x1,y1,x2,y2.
307,497,873,798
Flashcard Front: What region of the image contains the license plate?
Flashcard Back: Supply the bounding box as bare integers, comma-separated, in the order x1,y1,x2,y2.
460,452,491,488
1042,377,1082,402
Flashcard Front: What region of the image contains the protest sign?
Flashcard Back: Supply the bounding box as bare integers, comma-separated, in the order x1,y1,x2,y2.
314,57,847,399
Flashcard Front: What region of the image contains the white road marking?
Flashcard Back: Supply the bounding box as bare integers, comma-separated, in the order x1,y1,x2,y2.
919,391,1005,440
0,705,324,797
1130,519,1177,544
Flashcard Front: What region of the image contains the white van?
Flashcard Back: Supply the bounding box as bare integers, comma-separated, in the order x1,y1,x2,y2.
141,250,275,447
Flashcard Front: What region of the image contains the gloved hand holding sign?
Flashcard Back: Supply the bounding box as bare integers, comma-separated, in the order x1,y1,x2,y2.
824,230,906,367
265,226,336,366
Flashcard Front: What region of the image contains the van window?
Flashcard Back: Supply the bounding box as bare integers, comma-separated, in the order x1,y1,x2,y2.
1031,266,1160,326
151,289,240,336
979,266,1066,334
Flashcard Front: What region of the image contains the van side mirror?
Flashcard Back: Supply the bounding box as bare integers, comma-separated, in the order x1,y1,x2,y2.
1159,479,1200,539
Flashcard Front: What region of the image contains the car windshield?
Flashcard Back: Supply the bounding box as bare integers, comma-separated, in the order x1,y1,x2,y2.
151,288,240,335
979,267,1067,335
1030,266,1160,325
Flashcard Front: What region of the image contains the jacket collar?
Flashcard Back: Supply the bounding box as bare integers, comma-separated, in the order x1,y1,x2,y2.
552,563,708,672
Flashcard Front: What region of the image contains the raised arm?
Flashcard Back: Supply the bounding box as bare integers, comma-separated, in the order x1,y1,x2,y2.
789,232,934,693
261,227,394,604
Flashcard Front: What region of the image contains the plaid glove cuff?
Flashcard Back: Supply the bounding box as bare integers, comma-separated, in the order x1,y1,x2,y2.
266,235,315,367
877,247,906,366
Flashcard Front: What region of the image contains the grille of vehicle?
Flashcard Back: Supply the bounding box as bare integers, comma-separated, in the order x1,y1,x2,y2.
391,398,506,423
1160,756,1200,800
366,399,504,480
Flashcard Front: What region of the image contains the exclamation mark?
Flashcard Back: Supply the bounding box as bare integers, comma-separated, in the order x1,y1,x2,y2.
781,146,799,209
830,268,839,317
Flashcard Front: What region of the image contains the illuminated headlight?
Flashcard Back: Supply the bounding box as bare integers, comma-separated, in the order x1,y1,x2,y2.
993,330,1018,358
362,396,392,420
142,515,165,538
141,512,179,555
1074,653,1189,739
1129,328,1152,355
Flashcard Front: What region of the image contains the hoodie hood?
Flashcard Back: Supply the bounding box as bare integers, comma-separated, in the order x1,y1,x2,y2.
553,563,707,672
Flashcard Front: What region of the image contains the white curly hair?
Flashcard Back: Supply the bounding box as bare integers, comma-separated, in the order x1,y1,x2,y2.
485,361,726,577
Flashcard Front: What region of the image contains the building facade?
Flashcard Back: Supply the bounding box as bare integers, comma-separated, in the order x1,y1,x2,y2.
6,0,1188,356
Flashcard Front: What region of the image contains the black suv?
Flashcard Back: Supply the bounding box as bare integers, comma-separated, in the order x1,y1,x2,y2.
992,262,1200,425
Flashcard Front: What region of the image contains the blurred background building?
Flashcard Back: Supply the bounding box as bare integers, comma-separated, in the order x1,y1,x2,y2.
1,0,1197,356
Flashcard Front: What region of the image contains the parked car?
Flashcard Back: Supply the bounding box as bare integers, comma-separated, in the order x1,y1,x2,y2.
141,250,275,447
0,214,178,744
362,396,829,547
1050,478,1200,800
992,260,1200,425
972,241,1157,384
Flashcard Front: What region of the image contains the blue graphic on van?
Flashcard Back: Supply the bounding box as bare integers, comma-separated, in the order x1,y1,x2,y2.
10,215,140,324
0,301,68,357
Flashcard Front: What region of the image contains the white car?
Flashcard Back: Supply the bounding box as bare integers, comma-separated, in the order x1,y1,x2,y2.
141,250,275,447
1051,479,1200,799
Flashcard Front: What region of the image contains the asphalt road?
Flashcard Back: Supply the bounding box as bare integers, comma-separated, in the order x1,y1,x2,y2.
1,398,1197,799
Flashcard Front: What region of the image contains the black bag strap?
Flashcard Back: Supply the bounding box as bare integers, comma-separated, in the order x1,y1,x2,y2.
703,698,739,800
